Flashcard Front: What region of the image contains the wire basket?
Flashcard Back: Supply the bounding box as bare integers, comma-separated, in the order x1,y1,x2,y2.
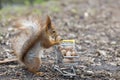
54,40,79,77
55,40,79,66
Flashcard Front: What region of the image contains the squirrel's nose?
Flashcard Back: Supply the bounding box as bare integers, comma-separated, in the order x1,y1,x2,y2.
60,38,63,41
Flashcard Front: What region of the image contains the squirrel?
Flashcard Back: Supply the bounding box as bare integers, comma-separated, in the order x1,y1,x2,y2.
10,15,62,75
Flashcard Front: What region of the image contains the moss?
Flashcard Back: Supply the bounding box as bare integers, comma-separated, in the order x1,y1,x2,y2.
71,8,77,14
50,6,60,13
32,9,42,15
34,0,46,4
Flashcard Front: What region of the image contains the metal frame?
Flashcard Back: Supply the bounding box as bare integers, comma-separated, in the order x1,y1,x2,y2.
53,40,79,77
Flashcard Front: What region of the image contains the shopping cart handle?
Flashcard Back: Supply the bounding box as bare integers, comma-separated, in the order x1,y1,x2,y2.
62,40,75,43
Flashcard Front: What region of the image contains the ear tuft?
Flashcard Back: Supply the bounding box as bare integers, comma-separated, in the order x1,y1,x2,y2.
46,16,51,29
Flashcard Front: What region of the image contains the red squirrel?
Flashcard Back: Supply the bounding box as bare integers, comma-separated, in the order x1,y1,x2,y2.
11,15,61,75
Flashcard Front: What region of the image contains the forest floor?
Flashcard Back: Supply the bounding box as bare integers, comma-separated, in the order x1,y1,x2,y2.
1,0,120,80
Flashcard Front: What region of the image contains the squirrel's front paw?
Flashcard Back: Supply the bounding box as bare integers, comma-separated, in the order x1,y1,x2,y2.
55,36,63,44
55,40,62,45
55,36,62,41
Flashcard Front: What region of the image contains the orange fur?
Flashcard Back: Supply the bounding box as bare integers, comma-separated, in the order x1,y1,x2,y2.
11,15,61,74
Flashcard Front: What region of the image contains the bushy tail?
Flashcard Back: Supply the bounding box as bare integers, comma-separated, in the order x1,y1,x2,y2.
11,15,42,63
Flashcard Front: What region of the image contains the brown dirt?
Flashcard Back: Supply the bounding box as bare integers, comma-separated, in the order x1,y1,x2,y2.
1,0,120,80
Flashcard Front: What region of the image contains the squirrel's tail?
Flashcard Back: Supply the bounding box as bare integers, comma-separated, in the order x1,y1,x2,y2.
11,15,42,64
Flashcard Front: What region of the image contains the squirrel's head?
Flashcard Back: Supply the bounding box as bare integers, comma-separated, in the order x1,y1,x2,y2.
45,16,61,41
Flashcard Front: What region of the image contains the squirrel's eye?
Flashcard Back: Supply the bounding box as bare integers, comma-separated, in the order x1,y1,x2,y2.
53,30,56,33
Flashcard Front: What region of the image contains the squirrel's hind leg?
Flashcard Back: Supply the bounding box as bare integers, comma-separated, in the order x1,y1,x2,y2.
25,56,44,76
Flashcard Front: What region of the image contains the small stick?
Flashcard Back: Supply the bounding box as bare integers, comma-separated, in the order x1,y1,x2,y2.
0,58,17,64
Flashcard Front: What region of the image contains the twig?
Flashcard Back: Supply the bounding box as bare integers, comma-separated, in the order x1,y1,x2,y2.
0,58,17,64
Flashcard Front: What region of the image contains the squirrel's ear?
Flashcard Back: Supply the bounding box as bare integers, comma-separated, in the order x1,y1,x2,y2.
46,16,51,30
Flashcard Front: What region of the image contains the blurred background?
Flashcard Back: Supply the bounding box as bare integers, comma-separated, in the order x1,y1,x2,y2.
0,0,48,9
1,0,120,80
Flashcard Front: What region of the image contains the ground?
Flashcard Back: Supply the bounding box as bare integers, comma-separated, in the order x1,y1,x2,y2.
0,0,120,80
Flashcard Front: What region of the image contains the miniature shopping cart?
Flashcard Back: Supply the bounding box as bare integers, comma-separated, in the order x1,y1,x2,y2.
54,40,79,77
